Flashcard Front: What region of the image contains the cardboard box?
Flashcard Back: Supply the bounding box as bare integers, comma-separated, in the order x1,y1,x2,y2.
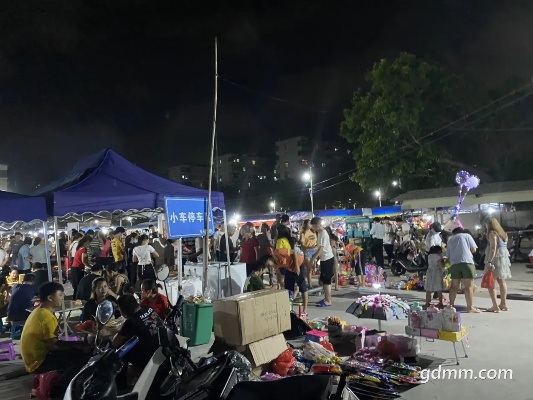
209,334,288,374
213,289,291,346
245,334,288,369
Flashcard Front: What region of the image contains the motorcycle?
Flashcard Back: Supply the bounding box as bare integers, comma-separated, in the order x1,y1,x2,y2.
65,300,181,400
390,240,427,277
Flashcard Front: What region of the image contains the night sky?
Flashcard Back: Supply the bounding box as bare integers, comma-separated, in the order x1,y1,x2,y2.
2,0,533,193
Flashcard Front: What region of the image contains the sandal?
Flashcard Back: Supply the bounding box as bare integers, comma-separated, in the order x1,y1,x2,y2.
486,306,500,313
316,299,332,307
467,307,482,313
499,305,509,311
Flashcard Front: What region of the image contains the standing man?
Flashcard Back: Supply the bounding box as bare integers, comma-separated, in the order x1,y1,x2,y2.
300,219,317,288
8,232,24,267
383,216,396,266
446,224,480,313
310,217,335,307
396,217,411,244
370,217,385,268
111,227,126,269
270,214,282,244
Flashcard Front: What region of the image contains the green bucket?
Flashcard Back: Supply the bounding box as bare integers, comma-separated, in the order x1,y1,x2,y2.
182,302,213,346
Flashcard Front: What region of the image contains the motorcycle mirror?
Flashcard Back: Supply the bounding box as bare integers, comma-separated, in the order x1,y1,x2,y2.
156,264,170,281
96,300,114,326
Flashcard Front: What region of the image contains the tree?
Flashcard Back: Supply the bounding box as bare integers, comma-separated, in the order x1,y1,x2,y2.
340,53,476,192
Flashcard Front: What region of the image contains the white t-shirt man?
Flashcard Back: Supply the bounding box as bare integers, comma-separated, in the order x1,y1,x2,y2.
447,233,477,266
398,222,411,243
384,223,396,245
370,223,386,240
317,230,334,261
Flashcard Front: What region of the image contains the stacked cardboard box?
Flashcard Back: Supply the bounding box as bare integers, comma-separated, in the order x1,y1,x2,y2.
213,290,291,373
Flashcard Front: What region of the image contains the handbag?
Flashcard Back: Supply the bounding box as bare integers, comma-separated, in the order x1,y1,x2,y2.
481,269,495,290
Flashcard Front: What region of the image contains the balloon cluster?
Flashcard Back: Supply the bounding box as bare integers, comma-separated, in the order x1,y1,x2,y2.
454,170,480,217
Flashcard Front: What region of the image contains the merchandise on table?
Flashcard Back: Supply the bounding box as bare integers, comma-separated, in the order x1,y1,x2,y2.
346,294,410,321
305,329,329,343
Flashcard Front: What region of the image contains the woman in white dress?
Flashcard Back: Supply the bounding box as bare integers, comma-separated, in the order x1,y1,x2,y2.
485,217,512,312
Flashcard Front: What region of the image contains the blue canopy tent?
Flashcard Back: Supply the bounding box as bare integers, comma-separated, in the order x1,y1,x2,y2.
0,192,53,281
35,148,225,216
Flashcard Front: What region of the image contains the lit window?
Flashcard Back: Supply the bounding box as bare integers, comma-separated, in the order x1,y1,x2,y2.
322,163,326,167
301,159,309,166
334,148,338,151
274,177,278,181
219,160,222,164
242,167,246,171
284,162,289,168
274,169,277,174
248,182,251,187
252,160,256,165
236,158,240,163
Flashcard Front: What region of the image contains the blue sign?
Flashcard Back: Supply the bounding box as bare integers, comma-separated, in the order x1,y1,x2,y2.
165,197,215,239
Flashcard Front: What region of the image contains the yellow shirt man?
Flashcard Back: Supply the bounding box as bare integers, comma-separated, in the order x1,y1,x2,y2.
21,307,58,372
111,237,124,262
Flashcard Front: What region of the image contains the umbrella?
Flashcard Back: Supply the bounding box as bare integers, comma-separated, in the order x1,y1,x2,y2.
346,294,410,331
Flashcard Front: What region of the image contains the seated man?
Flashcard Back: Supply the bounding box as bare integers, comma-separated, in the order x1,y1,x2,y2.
7,273,36,322
21,282,91,397
113,294,163,371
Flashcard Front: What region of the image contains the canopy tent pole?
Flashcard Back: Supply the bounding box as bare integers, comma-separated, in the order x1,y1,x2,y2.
222,209,233,296
177,238,183,292
43,221,53,282
203,36,218,294
53,217,69,339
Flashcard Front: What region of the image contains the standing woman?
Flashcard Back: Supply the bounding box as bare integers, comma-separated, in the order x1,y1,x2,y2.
240,224,259,276
485,217,512,312
133,234,159,283
71,236,92,299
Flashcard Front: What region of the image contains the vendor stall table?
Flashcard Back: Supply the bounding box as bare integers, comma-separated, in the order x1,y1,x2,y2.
406,326,468,365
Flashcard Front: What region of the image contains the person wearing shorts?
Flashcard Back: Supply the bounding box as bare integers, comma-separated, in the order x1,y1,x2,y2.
446,226,479,313
274,243,308,314
300,219,318,288
310,217,335,307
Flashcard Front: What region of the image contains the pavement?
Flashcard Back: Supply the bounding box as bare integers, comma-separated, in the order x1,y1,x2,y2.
1,263,533,399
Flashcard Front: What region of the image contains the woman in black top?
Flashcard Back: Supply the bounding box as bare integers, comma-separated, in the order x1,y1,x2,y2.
81,277,117,322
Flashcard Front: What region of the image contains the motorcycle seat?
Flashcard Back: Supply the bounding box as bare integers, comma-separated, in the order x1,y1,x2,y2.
226,375,333,400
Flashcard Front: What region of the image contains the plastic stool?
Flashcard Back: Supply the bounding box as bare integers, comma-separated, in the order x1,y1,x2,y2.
31,371,61,400
10,321,24,340
0,340,16,361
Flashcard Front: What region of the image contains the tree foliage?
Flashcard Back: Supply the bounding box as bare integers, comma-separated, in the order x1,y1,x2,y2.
340,53,473,191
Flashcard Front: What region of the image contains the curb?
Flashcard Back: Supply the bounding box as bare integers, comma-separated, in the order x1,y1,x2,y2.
0,366,27,381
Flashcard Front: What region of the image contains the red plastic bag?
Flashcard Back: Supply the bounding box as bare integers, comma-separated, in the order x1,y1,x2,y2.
481,269,495,289
272,348,295,377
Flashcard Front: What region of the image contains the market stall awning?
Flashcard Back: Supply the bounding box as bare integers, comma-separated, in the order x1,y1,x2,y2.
316,209,364,218
35,149,225,216
371,206,402,217
394,180,533,210
0,191,47,224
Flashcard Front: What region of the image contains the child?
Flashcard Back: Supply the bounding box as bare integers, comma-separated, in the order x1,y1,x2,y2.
140,279,170,320
244,256,274,293
425,246,445,308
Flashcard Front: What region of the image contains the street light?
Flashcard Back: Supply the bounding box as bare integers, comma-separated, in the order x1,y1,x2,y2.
392,181,398,187
374,189,382,207
270,200,276,212
302,171,314,215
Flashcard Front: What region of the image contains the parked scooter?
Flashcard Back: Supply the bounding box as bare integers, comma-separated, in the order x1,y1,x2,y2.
390,240,428,277
65,300,172,400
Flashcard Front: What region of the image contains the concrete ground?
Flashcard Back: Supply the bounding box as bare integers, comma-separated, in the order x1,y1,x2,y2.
2,262,533,400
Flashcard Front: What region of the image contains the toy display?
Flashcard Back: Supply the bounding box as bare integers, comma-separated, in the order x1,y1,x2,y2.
346,294,410,330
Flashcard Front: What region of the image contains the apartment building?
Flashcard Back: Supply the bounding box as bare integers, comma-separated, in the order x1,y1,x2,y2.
0,164,8,191
168,164,209,188
216,154,273,187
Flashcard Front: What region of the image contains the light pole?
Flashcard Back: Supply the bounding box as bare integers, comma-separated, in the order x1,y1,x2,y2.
302,171,314,215
374,189,382,207
270,200,276,212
